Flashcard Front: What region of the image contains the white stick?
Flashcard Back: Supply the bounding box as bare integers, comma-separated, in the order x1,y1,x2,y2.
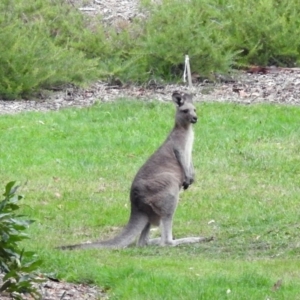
183,55,193,89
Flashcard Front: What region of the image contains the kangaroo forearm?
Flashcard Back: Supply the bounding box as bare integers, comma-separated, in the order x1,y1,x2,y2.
174,149,190,178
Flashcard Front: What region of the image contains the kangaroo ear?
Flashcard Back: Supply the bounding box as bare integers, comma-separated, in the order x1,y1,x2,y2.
184,93,194,103
172,91,185,107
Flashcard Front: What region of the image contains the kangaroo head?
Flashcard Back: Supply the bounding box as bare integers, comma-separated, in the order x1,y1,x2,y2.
172,91,197,127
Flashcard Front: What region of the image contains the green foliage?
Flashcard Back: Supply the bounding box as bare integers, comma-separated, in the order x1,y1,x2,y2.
0,0,103,100
99,0,235,82
119,0,235,81
0,182,43,299
218,0,300,66
101,0,300,81
1,0,300,98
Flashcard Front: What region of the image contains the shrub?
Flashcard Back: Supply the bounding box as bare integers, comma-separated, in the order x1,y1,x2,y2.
1,0,300,98
219,0,300,67
109,0,300,81
108,0,236,82
0,0,104,99
0,182,43,299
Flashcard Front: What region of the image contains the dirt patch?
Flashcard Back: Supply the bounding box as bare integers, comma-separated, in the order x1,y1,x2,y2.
1,68,300,115
0,273,107,300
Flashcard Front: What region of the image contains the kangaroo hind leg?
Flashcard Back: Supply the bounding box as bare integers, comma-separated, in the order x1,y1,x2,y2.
137,222,151,246
154,192,213,246
148,189,179,246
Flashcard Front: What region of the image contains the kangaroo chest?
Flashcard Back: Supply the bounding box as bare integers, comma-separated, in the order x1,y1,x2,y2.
184,127,194,167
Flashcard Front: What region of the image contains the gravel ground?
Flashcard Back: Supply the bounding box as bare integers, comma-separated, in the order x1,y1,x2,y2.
1,68,300,115
0,273,107,300
1,0,300,299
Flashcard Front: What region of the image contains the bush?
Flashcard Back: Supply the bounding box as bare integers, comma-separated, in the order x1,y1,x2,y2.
219,0,300,67
106,0,236,82
0,182,43,299
0,0,104,99
1,0,300,98
109,0,300,81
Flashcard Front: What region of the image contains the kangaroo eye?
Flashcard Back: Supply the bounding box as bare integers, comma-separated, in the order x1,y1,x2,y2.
182,109,189,113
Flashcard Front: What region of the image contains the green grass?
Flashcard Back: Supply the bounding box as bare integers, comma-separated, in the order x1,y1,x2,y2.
1,100,300,299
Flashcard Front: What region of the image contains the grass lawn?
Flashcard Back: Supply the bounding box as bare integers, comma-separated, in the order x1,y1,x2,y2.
0,99,300,299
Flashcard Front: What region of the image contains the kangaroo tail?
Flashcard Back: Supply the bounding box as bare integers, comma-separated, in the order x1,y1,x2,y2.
58,211,149,250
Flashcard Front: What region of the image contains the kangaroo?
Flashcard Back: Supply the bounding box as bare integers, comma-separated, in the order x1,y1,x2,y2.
59,91,211,250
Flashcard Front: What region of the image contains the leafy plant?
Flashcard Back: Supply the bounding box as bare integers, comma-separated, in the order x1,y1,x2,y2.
111,0,300,81
219,0,300,67
1,0,300,98
0,0,102,99
0,182,43,300
106,0,236,82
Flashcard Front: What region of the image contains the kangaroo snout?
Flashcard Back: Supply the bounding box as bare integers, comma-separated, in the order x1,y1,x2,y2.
191,116,197,123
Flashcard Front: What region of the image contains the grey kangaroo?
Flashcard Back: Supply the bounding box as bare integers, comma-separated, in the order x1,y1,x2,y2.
60,91,211,250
